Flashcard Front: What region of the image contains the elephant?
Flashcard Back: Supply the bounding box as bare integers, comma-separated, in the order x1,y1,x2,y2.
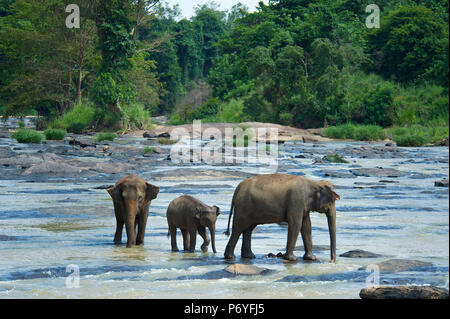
224,173,340,262
166,195,220,253
107,174,160,248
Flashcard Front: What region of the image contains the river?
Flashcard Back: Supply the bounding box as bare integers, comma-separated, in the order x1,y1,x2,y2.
0,118,448,298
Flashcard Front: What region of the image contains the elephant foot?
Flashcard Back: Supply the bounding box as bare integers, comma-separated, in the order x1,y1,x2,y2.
201,244,209,253
241,251,256,259
224,253,235,260
303,253,317,261
283,253,298,262
171,248,179,252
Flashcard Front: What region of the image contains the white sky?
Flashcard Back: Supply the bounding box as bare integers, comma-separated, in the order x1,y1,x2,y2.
163,0,268,19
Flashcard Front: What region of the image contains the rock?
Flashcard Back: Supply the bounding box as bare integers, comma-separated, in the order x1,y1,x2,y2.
157,132,171,138
435,179,449,187
340,250,382,258
359,259,433,273
0,234,17,241
23,160,87,176
66,136,95,148
322,154,349,163
359,286,449,299
436,136,449,146
294,154,306,158
224,264,272,276
350,167,406,178
143,131,158,138
324,171,354,178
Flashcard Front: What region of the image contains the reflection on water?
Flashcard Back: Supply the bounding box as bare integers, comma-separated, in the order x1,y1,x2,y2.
0,127,448,298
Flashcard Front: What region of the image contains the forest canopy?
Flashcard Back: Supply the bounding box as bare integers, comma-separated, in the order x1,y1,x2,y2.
0,0,448,131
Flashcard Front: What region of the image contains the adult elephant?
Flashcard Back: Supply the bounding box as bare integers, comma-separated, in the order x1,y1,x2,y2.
107,174,160,248
224,173,340,262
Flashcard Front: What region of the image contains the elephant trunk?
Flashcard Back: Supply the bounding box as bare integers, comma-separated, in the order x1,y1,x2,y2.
326,206,336,263
209,225,217,253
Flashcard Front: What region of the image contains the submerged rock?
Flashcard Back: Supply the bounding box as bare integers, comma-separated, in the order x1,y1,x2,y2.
359,286,449,299
359,259,433,273
340,250,382,258
224,264,272,276
350,167,406,178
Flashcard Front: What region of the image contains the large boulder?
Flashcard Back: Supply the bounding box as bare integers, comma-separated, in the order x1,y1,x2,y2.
360,286,449,299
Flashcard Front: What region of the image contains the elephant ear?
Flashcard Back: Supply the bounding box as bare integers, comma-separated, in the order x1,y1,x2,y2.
317,183,340,209
213,205,220,216
145,183,160,202
107,185,121,202
194,207,202,219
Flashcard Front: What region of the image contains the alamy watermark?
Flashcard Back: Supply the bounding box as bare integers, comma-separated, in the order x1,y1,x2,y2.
365,4,380,29
65,4,80,29
65,264,80,288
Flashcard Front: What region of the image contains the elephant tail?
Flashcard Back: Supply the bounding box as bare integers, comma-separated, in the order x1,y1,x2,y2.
224,201,234,237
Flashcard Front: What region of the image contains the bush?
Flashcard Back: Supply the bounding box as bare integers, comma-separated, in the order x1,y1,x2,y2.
388,125,449,146
157,138,177,145
51,102,96,133
11,129,45,143
393,134,427,147
325,123,386,141
94,132,117,142
122,102,152,130
44,128,66,140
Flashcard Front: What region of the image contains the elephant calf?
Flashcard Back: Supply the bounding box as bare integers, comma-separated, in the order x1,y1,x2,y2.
167,195,220,253
107,174,160,248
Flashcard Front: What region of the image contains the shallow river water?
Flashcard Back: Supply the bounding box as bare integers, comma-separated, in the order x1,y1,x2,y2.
0,119,448,298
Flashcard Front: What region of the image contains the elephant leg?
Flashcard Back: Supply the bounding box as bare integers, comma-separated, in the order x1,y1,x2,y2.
301,214,316,261
114,217,124,244
125,216,137,248
241,225,256,259
188,229,197,252
136,213,148,245
181,229,190,251
169,226,179,252
284,219,302,261
224,229,241,259
198,226,210,253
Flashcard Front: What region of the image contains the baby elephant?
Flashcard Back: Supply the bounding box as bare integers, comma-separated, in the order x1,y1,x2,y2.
167,195,220,253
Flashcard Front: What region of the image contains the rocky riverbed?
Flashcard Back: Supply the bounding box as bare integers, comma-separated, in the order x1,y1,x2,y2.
0,118,448,298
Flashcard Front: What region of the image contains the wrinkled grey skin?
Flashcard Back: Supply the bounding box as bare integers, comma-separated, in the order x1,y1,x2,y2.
107,174,160,248
224,173,340,262
167,195,221,253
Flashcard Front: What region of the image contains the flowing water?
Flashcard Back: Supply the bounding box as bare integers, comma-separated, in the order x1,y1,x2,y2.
0,118,448,298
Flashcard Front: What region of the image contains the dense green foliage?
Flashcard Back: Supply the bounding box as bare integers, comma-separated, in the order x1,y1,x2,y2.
11,128,45,143
44,128,67,140
94,132,117,142
0,0,448,138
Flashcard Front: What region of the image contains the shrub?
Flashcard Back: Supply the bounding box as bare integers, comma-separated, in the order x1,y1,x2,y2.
11,129,45,143
325,123,386,141
51,102,96,133
393,134,426,147
122,102,152,130
157,138,177,145
94,132,117,142
143,146,155,154
44,128,66,140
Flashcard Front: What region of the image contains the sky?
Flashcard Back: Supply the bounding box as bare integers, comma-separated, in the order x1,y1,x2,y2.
163,0,268,19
